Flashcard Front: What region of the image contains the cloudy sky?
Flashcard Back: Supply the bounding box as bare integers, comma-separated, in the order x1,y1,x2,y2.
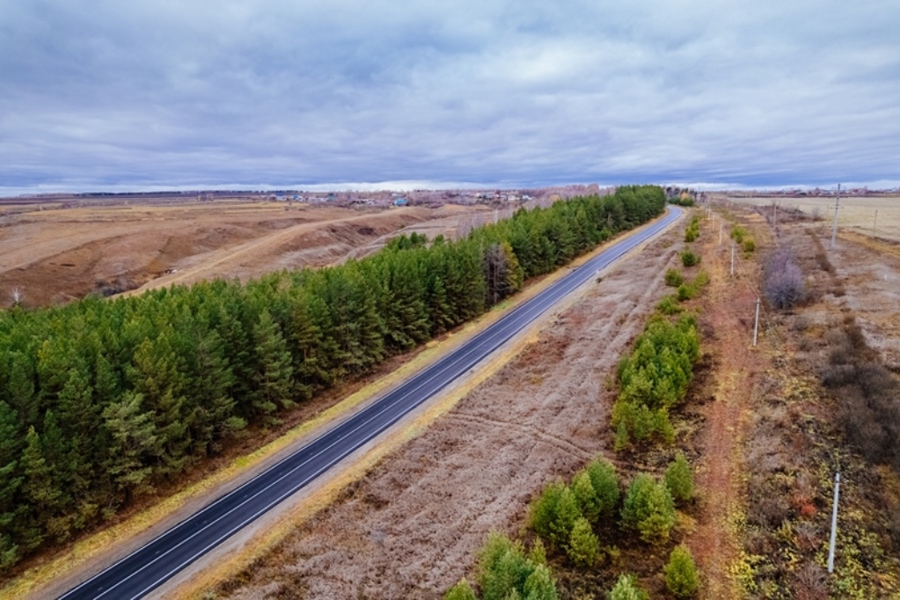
2,0,899,194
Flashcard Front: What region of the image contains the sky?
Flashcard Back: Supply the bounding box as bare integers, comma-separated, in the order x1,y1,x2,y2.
2,0,899,195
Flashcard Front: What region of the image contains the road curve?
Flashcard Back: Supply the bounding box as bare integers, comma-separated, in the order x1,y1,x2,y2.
59,206,682,600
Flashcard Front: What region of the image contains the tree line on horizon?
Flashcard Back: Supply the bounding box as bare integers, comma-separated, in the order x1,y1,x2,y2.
0,185,666,572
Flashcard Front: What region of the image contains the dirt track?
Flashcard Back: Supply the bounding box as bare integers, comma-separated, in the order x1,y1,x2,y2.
212,227,684,599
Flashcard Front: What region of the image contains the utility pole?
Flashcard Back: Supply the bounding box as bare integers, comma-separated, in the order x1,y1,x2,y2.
731,242,735,276
828,472,841,573
753,298,760,346
874,210,878,236
831,184,841,249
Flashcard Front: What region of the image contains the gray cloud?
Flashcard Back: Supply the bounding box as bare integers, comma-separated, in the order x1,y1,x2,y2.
1,0,899,193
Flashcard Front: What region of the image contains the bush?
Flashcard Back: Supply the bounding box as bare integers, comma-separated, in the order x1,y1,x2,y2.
742,238,755,253
586,458,620,518
684,228,698,243
608,574,649,600
445,578,477,600
473,532,558,600
572,471,602,524
692,270,709,288
730,225,747,243
764,247,806,309
665,269,684,287
665,452,694,505
523,564,558,600
681,250,700,267
676,284,695,302
529,481,581,548
567,517,601,568
656,295,682,315
621,474,677,543
477,532,534,600
665,545,700,598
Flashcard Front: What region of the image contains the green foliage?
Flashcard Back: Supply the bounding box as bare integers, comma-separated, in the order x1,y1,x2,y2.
676,284,695,302
664,269,684,287
585,458,619,518
668,195,695,207
607,574,649,600
665,545,700,598
529,481,581,549
523,564,558,600
566,517,601,568
612,315,700,447
730,225,747,244
684,216,700,243
475,532,558,600
665,452,694,505
656,295,682,315
445,578,478,600
0,186,668,571
742,238,756,253
680,250,700,267
621,473,677,543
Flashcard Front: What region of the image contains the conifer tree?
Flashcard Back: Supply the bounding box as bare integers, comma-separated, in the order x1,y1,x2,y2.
252,309,295,415
566,517,600,568
665,545,700,598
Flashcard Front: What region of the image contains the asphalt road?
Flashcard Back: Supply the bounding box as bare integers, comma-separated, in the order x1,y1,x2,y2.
59,206,682,600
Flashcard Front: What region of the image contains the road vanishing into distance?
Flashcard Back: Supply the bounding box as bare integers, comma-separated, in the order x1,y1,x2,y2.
60,206,682,600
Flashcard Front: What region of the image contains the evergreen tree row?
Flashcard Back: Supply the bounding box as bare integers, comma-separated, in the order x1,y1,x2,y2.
0,186,666,571
611,313,701,449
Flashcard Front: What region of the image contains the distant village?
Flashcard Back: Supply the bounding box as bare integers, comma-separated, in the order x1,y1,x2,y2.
4,183,898,210
3,184,616,209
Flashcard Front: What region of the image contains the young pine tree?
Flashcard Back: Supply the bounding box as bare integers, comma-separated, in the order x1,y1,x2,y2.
665,452,694,505
621,473,677,544
566,517,600,568
607,574,649,600
665,545,700,598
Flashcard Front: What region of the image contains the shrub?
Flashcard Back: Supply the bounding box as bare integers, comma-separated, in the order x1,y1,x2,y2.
529,481,581,548
681,250,700,267
692,270,709,288
567,517,601,568
664,269,684,287
764,247,806,309
656,295,682,315
742,238,755,253
529,538,548,567
665,545,700,598
684,228,698,243
474,532,558,600
477,532,534,600
621,473,677,543
586,458,620,518
608,574,649,600
665,452,694,505
523,564,558,600
445,578,477,600
572,471,602,524
676,283,695,302
730,225,747,243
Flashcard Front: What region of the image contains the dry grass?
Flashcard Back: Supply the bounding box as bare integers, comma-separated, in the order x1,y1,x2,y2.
725,195,900,242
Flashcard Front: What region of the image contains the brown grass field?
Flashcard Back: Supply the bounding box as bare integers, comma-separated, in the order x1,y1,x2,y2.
721,195,900,242
0,199,490,308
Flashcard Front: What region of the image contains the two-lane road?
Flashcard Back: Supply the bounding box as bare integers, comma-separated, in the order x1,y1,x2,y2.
60,206,682,600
